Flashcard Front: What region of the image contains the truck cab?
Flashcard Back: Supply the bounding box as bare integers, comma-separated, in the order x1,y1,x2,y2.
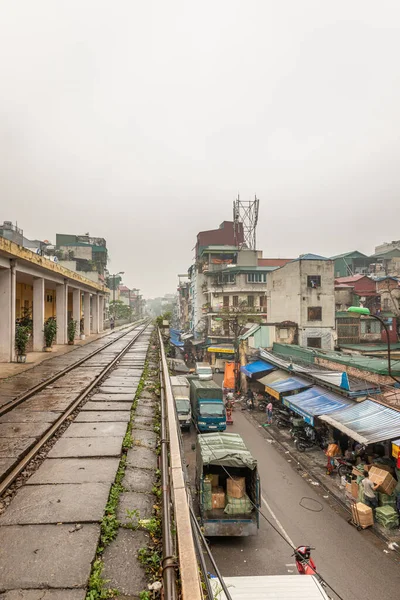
190,379,226,432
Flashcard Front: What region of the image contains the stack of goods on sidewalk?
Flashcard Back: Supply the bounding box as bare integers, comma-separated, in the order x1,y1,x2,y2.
348,464,400,529
351,502,374,529
204,473,253,515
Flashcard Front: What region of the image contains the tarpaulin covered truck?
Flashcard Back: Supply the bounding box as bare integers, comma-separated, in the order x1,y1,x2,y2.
196,432,260,536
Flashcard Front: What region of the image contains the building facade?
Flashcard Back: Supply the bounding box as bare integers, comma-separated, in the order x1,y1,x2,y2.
267,255,335,350
0,236,108,362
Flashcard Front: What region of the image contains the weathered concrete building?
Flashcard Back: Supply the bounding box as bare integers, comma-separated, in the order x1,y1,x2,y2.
267,254,335,350
0,236,108,362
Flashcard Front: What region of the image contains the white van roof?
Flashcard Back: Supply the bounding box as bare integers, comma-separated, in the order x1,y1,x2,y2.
210,575,329,599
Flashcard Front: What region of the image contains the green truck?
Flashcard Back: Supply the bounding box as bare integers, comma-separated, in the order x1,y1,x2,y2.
196,432,260,536
189,379,226,433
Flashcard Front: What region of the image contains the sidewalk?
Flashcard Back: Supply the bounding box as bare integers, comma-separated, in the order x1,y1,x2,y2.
244,407,400,548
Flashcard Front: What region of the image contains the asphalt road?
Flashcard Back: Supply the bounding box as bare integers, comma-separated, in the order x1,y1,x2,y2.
183,374,400,600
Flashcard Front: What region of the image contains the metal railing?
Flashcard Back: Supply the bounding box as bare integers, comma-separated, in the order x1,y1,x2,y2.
158,329,203,600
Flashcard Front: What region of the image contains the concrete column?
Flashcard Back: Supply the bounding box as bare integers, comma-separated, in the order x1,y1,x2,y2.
83,292,91,336
99,296,105,332
33,277,45,351
10,262,16,361
56,282,68,345
92,294,100,334
0,268,12,362
72,289,81,339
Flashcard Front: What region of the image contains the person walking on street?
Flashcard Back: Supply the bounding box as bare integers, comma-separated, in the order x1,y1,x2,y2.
362,470,379,510
110,316,115,331
266,401,273,425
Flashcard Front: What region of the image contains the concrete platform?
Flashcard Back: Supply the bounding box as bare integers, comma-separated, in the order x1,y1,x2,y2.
0,524,100,589
117,491,154,525
0,437,35,458
102,378,140,386
133,416,154,431
98,387,137,395
74,411,130,423
0,590,86,600
27,458,120,485
123,467,155,493
135,406,155,418
82,401,133,411
102,529,149,597
132,429,157,449
89,393,134,402
126,446,157,471
0,411,60,423
63,422,127,437
0,483,111,525
48,437,123,458
0,422,51,438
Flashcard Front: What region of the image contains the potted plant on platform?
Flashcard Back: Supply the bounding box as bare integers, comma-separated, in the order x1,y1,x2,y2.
68,319,77,345
15,324,30,363
80,318,85,340
43,317,57,351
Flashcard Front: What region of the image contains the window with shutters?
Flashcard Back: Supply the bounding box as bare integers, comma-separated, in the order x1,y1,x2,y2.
308,306,322,321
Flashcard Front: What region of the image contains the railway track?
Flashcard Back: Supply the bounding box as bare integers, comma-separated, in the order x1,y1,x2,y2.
0,320,151,495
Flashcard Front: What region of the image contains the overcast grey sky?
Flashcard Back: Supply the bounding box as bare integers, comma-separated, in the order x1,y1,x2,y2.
1,1,399,297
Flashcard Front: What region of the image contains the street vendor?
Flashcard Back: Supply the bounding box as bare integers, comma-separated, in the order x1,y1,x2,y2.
362,470,380,510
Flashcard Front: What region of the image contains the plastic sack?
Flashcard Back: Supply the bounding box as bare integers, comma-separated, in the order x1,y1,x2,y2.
224,493,253,515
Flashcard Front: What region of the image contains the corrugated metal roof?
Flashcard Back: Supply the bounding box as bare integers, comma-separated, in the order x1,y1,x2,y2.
258,369,288,386
320,399,400,444
287,387,351,419
291,253,329,261
330,250,368,260
210,575,329,599
240,360,275,378
266,376,312,393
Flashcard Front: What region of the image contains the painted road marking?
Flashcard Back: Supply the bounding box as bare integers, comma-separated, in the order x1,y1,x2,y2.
261,494,295,547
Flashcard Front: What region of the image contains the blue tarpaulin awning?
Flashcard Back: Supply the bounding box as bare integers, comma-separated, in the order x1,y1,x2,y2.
320,399,400,444
240,360,275,378
170,328,184,348
265,377,311,400
283,387,351,426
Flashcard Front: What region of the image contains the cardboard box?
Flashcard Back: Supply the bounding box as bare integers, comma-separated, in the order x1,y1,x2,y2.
345,482,352,494
227,476,246,499
369,466,397,496
209,474,219,487
212,487,225,509
351,502,374,529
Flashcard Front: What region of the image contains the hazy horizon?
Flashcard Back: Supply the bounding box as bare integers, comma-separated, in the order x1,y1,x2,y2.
1,1,400,297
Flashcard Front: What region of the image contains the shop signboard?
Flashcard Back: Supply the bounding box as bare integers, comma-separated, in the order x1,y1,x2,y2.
283,398,314,426
392,438,400,459
265,385,281,400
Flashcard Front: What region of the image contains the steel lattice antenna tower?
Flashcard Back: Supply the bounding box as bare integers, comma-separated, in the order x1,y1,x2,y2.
233,195,260,249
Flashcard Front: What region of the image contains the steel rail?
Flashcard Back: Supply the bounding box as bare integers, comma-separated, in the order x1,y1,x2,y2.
0,322,149,497
157,329,203,600
0,319,146,417
159,360,178,600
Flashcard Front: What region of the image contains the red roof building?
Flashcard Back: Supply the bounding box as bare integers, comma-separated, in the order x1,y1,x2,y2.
258,258,293,268
334,275,377,296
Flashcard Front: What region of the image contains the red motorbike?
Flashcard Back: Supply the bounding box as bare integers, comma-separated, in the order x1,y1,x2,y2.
293,546,318,576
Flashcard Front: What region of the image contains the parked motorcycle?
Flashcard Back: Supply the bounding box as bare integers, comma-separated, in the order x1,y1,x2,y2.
293,546,318,577
275,408,293,428
294,427,328,452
